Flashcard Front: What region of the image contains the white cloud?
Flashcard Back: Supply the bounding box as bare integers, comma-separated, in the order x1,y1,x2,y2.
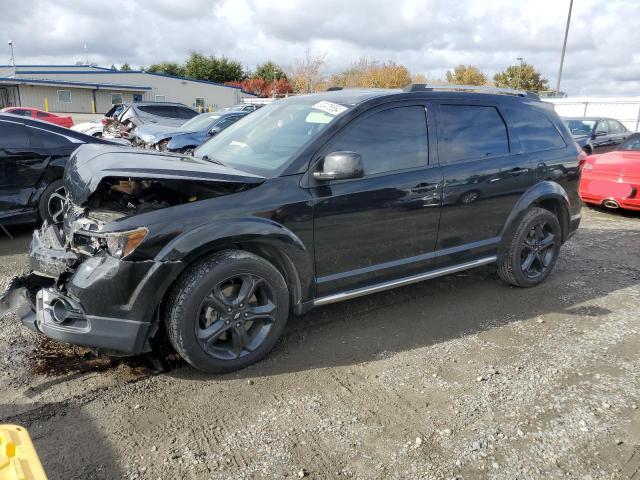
1,0,638,95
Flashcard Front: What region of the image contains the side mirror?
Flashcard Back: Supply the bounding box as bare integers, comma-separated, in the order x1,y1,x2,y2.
313,151,364,181
208,127,220,136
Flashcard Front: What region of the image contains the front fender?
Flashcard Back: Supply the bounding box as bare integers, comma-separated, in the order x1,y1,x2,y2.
155,216,315,307
499,181,571,254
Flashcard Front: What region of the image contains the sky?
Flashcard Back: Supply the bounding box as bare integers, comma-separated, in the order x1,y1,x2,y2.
2,0,639,96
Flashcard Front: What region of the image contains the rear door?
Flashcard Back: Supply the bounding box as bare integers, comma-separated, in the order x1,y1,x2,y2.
607,119,629,150
434,101,534,266
310,102,442,296
0,119,49,216
592,120,614,153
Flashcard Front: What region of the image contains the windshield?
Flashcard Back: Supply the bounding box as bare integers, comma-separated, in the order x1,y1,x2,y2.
178,113,221,132
564,119,596,136
195,97,349,176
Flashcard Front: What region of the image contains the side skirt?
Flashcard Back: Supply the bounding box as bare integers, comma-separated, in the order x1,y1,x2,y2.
313,256,497,307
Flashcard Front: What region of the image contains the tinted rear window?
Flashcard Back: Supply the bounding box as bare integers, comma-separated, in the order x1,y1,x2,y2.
437,105,509,163
511,109,566,152
138,105,196,119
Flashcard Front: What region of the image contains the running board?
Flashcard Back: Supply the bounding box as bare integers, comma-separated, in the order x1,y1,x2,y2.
313,256,497,307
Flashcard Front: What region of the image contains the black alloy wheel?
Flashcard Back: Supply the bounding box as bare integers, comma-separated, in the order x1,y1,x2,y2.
48,186,66,224
196,274,276,360
519,221,556,279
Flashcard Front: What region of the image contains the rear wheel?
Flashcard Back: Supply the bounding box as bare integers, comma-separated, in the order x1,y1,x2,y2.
38,179,66,224
165,250,290,373
498,207,561,287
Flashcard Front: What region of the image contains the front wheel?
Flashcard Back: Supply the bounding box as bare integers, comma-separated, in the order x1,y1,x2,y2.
497,207,562,287
165,250,290,373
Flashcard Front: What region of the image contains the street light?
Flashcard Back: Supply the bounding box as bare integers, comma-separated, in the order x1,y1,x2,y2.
556,0,573,94
7,40,15,75
516,57,524,90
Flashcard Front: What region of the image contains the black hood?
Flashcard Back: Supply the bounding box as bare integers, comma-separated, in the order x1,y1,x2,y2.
64,144,265,205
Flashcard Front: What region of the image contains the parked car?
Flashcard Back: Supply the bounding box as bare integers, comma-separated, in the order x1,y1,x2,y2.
0,113,119,225
133,111,247,153
1,107,74,128
107,102,198,139
579,132,640,211
563,117,630,154
71,121,103,137
222,103,264,113
1,86,583,374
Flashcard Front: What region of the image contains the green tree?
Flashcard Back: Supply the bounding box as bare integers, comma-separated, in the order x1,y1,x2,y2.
146,61,186,77
253,61,287,82
445,65,487,85
494,62,549,91
120,63,132,71
184,52,244,83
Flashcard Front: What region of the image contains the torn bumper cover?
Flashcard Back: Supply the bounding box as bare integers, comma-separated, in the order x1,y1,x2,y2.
1,225,184,354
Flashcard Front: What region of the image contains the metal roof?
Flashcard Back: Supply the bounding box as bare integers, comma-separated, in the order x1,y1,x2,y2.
0,77,152,91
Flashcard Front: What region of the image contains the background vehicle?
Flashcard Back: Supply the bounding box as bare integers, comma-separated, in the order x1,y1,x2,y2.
165,111,249,153
0,113,117,225
579,132,640,211
563,117,630,154
1,107,74,128
135,111,248,151
2,86,582,374
221,103,263,113
71,121,103,137
108,102,198,139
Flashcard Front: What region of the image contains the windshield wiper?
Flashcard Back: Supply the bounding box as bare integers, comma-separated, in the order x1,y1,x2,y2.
201,154,226,166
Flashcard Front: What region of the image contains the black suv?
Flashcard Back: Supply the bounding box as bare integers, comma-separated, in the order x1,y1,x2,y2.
1,86,582,373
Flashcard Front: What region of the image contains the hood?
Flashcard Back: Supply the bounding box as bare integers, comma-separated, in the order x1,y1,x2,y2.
167,131,208,150
138,115,186,128
64,144,265,205
134,123,183,143
586,151,640,178
71,121,101,133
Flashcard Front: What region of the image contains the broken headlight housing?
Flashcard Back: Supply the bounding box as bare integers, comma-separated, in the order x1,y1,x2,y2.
104,227,149,259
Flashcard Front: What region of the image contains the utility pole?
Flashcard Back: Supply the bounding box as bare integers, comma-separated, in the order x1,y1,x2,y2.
556,0,573,94
8,40,15,75
516,57,524,90
84,44,88,65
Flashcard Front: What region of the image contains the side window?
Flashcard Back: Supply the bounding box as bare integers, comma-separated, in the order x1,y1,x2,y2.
28,127,71,149
595,120,609,135
324,106,428,176
0,121,30,148
437,105,509,163
12,109,32,117
609,120,626,134
36,111,52,118
510,109,566,152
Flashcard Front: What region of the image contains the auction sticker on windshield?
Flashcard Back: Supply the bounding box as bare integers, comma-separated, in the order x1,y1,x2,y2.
312,101,348,116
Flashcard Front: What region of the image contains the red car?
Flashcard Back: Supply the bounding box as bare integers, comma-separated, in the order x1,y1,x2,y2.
579,133,640,211
0,107,74,128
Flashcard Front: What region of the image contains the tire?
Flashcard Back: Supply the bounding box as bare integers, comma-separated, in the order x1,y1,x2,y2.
165,250,290,373
182,147,195,156
91,132,103,138
497,207,562,287
38,179,66,224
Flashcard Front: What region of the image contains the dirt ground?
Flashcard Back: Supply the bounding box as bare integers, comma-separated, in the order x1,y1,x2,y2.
0,207,639,480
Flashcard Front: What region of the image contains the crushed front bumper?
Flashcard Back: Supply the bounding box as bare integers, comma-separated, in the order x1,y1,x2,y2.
1,224,184,355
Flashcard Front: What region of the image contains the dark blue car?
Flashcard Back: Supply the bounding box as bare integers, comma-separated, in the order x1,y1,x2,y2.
164,111,248,154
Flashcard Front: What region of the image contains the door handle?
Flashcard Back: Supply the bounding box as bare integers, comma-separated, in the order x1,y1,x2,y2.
509,167,527,176
410,183,437,194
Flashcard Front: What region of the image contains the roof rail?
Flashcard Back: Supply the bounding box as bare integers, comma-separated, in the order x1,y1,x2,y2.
403,83,536,98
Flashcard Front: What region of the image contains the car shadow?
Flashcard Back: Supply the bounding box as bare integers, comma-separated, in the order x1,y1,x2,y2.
166,223,639,381
0,402,124,479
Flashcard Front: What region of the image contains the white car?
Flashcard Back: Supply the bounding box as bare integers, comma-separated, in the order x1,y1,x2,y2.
71,121,103,137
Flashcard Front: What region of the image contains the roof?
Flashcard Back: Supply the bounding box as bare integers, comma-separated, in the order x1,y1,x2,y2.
561,116,618,121
0,76,151,91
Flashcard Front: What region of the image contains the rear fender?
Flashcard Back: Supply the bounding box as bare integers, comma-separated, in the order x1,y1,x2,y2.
498,181,571,258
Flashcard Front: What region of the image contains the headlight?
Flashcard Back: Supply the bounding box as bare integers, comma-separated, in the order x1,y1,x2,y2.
104,227,148,258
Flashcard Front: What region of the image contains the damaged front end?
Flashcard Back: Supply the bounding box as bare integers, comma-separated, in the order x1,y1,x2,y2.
1,144,265,355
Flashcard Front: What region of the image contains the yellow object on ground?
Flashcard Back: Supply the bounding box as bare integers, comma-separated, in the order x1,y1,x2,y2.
0,425,47,480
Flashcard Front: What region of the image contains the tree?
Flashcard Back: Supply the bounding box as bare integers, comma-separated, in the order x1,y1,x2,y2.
254,61,287,82
146,61,186,77
184,52,245,83
226,78,293,98
120,63,132,71
445,65,487,85
288,50,327,93
494,62,549,91
330,58,412,89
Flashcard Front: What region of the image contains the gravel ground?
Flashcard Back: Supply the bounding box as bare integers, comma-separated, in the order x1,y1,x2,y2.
0,207,639,480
